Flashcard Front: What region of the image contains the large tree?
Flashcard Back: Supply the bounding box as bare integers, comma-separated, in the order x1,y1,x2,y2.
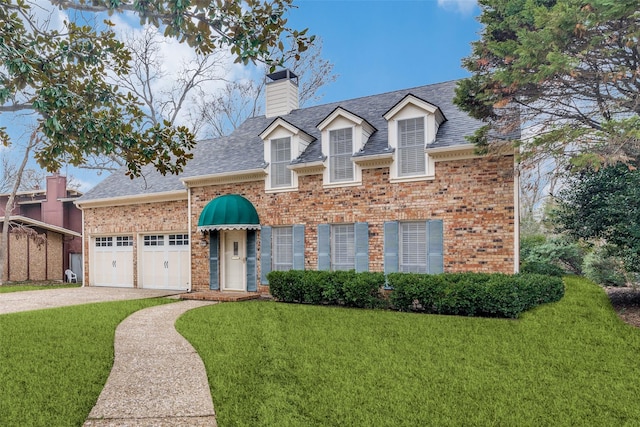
455,0,640,170
554,163,640,273
1,0,314,177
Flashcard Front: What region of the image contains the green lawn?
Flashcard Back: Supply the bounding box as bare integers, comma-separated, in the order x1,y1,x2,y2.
0,282,81,293
0,298,175,427
177,277,640,426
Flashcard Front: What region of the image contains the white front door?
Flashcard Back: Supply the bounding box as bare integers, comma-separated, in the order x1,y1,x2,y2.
223,230,246,291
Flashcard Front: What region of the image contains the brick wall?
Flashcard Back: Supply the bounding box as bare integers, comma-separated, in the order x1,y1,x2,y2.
82,155,515,292
82,200,188,286
190,155,515,293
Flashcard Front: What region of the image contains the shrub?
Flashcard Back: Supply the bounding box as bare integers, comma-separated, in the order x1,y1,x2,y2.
521,261,564,277
582,247,628,287
520,234,584,274
388,272,564,318
269,271,564,318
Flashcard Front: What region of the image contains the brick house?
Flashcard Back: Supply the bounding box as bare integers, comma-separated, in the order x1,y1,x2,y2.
76,71,518,293
1,173,83,282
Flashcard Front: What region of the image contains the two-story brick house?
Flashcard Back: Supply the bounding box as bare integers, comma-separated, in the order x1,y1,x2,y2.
76,71,518,293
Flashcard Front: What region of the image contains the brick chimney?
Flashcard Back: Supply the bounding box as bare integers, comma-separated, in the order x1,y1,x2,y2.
42,173,66,228
265,69,299,118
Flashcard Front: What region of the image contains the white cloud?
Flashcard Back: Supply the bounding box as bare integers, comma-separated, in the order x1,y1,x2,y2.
437,0,478,15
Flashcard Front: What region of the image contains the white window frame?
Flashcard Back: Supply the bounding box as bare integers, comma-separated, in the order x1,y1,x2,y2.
270,137,292,188
397,117,426,177
329,128,354,183
331,224,355,271
272,226,294,271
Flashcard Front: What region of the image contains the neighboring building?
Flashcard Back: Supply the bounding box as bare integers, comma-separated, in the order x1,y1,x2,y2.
1,173,83,282
76,71,518,293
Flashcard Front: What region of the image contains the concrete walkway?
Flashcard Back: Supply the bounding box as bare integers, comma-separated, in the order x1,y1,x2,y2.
84,300,219,427
0,287,183,315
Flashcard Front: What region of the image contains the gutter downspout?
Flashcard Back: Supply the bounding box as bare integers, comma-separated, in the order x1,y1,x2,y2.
513,154,521,274
187,186,192,292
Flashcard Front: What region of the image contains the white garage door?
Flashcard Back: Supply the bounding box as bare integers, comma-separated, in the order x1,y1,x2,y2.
140,234,190,291
92,236,134,287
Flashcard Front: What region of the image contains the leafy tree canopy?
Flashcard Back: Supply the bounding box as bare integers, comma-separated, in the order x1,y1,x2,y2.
554,163,640,271
455,0,640,169
0,0,313,177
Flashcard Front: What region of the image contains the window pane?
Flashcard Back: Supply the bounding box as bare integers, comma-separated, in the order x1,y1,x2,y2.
398,118,425,176
144,235,165,246
271,137,292,187
331,224,355,271
400,222,427,273
330,128,354,182
273,227,293,271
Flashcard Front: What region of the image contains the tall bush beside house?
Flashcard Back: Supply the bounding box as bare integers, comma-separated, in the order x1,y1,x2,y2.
582,246,628,287
520,234,584,276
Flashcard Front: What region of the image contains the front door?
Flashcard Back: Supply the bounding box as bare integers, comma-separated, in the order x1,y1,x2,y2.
223,230,246,291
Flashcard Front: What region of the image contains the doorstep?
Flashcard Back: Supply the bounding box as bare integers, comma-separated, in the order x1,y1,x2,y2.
180,291,261,302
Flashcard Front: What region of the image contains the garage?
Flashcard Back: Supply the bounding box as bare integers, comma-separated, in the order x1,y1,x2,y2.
91,236,134,287
139,233,190,291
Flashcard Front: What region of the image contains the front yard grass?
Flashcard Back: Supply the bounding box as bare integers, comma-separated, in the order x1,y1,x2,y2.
177,276,640,426
0,298,174,427
0,282,81,293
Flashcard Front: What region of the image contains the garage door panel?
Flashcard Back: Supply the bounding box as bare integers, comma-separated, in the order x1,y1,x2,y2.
92,236,134,287
140,234,189,291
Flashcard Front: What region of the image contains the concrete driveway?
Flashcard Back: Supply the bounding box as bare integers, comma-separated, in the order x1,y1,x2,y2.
0,287,183,315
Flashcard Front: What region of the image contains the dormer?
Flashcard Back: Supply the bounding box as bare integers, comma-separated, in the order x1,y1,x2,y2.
383,94,447,182
260,118,315,192
317,107,376,187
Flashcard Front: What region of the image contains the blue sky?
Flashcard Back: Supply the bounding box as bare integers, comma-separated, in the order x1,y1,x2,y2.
286,0,481,103
1,0,482,191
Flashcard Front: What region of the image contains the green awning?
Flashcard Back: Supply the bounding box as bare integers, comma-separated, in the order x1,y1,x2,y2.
197,194,260,231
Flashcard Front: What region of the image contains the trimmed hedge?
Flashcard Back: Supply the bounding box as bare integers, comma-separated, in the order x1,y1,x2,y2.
268,270,387,309
388,272,564,318
268,270,564,318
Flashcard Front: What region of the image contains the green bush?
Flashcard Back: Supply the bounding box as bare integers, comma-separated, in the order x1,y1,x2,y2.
268,270,386,309
582,247,628,287
520,234,584,274
388,272,564,318
521,261,564,277
269,270,564,318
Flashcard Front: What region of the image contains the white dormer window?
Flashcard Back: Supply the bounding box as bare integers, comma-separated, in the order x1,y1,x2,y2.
398,117,425,176
271,137,292,187
384,94,446,182
260,118,315,192
329,128,354,182
318,107,375,187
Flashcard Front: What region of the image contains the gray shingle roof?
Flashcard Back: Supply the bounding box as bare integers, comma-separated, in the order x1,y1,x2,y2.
79,79,482,202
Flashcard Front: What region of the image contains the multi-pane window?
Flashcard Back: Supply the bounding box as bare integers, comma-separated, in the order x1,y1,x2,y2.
398,117,425,176
272,227,293,271
331,224,355,271
116,236,133,247
399,222,427,273
169,234,189,246
143,235,164,246
95,237,113,247
271,137,292,188
329,128,354,182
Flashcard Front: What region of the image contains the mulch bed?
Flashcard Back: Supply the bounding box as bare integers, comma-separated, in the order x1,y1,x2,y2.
605,287,640,328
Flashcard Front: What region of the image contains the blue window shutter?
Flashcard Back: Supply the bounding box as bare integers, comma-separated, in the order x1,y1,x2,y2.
209,230,219,290
246,230,258,292
354,222,369,272
293,225,305,270
384,221,399,274
317,224,331,271
260,226,272,284
427,220,444,274
246,230,257,291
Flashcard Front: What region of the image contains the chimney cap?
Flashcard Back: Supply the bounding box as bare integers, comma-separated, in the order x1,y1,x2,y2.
266,69,298,84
